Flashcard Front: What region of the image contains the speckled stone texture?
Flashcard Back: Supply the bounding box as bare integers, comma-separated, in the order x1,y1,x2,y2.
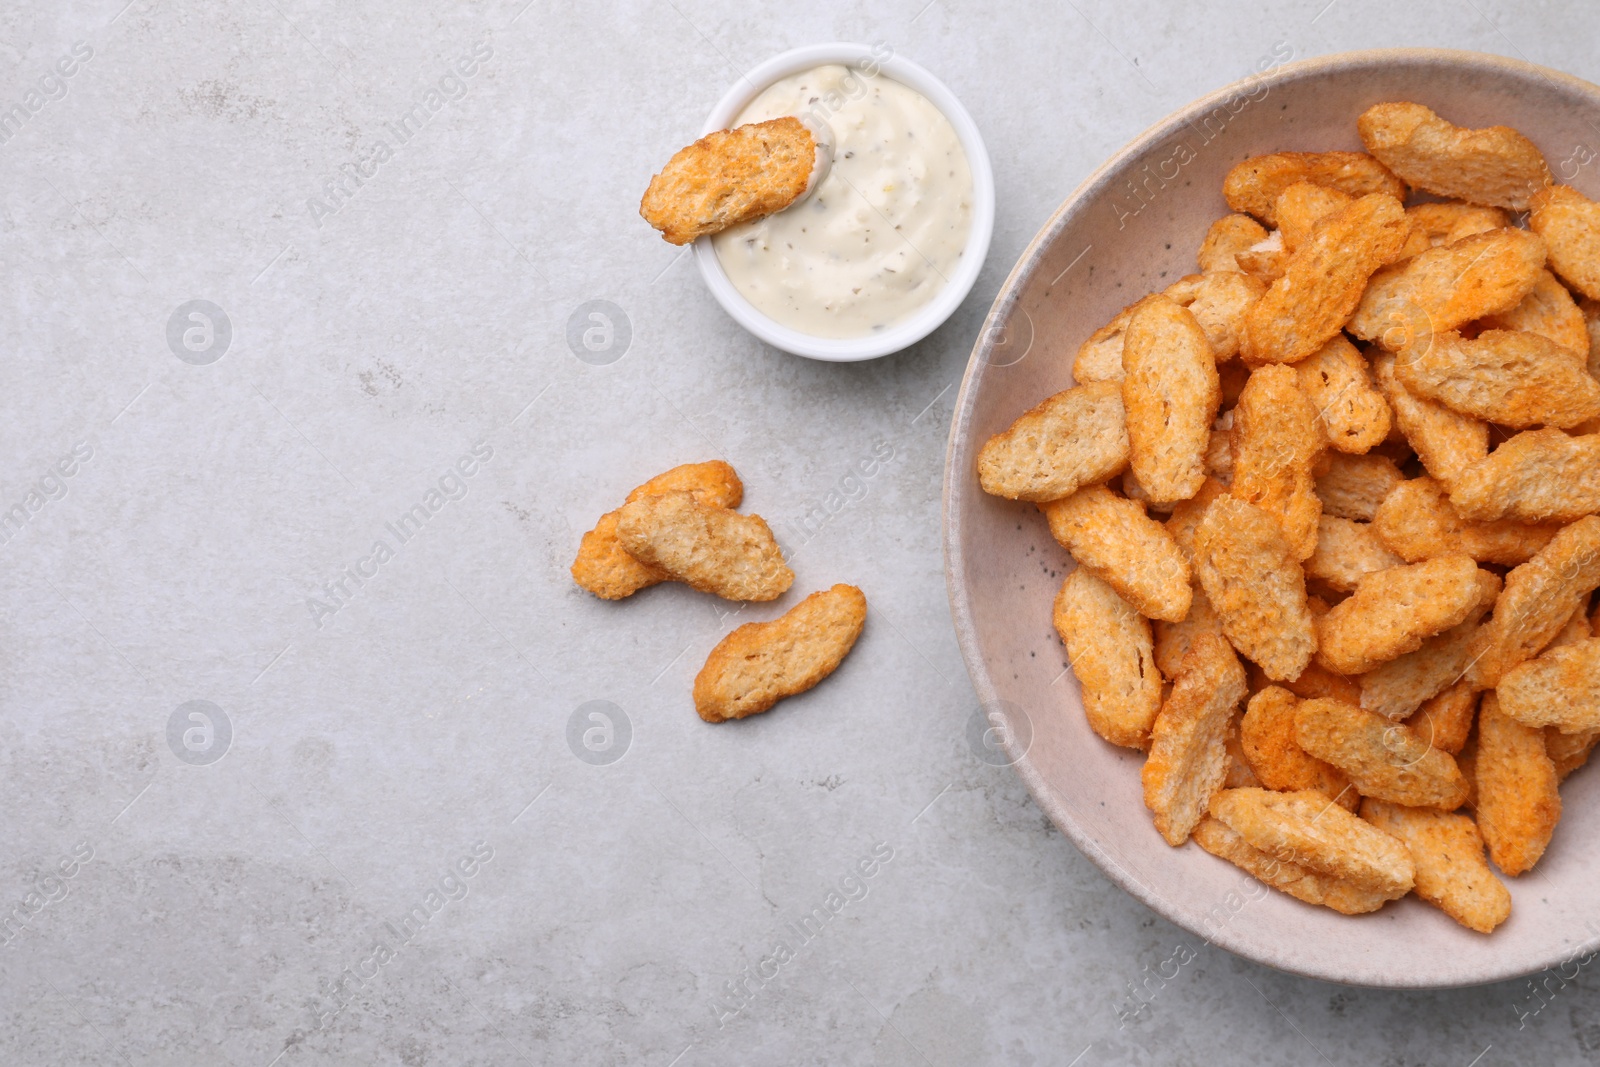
3,1,1600,1064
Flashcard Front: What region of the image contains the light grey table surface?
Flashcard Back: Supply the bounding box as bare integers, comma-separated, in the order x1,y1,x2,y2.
4,1,1600,1064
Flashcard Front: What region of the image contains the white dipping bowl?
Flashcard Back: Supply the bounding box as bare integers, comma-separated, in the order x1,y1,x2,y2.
694,42,995,362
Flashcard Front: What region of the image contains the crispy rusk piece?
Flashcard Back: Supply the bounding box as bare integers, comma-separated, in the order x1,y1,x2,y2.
1496,639,1600,733
1163,477,1228,565
1530,185,1600,301
1395,328,1600,429
1222,152,1405,226
1448,429,1600,523
625,460,744,507
1405,202,1511,248
1230,364,1323,559
1357,569,1498,719
573,511,670,600
1274,181,1354,253
1153,583,1222,680
1480,270,1590,356
1240,687,1356,808
1348,228,1547,348
1054,569,1162,749
1122,296,1220,504
1234,231,1289,285
693,585,865,722
1465,517,1600,689
1203,428,1233,486
1373,476,1559,565
1162,272,1265,362
1357,102,1552,210
1306,516,1404,594
1295,336,1391,454
976,382,1130,502
1315,452,1404,521
1192,815,1390,915
1199,214,1270,273
572,461,745,599
640,118,815,244
1209,787,1415,898
1548,726,1600,781
1295,697,1469,808
1242,193,1409,365
1476,693,1561,875
1371,352,1488,487
1141,633,1248,845
1314,555,1484,676
1405,681,1479,755
1073,295,1161,383
615,491,792,601
1194,496,1317,681
1040,487,1191,623
1359,799,1510,933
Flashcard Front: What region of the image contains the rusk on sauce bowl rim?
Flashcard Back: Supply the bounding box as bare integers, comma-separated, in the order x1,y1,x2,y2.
944,48,1600,988
694,42,996,362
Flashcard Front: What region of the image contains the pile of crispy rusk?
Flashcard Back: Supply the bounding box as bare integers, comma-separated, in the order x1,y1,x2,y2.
571,461,866,724
979,102,1600,934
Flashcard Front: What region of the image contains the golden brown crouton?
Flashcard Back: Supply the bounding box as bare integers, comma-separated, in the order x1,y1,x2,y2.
615,491,793,602
693,585,866,722
1222,152,1405,226
1529,185,1600,300
976,382,1130,502
1054,568,1162,749
1476,692,1561,876
1041,486,1191,623
1359,799,1510,933
1295,697,1469,809
640,118,815,244
1242,193,1409,365
1314,555,1484,676
1192,815,1391,915
572,461,744,599
1209,787,1415,899
1142,633,1248,845
1194,496,1317,681
1357,102,1552,209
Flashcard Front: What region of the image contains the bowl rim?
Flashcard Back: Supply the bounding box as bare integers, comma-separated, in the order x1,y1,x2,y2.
692,41,996,362
942,46,1600,988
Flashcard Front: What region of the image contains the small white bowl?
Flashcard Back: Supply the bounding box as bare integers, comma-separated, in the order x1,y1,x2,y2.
694,43,995,362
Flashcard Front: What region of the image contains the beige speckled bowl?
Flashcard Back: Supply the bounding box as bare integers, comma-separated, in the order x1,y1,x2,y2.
944,49,1600,987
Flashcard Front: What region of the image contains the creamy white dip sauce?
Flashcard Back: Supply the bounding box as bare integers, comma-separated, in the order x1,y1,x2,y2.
712,64,973,339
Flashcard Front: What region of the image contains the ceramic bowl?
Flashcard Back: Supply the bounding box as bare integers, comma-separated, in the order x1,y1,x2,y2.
694,42,995,362
944,48,1600,987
